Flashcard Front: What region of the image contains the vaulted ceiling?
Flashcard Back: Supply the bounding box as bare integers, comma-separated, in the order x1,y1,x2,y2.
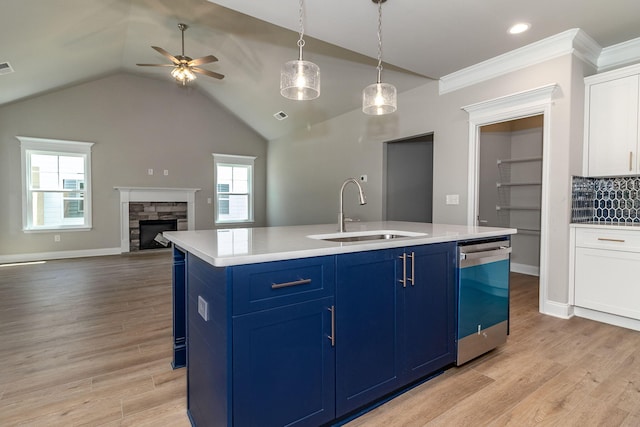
2,0,640,140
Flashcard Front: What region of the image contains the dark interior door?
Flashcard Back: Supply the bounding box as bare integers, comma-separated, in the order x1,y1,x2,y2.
386,134,433,222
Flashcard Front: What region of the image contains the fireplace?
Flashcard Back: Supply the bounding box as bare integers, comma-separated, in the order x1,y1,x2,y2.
115,187,200,252
139,219,177,250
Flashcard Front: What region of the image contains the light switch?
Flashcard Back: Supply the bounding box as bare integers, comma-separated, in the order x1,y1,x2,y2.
446,194,460,205
147,168,153,175
164,169,169,176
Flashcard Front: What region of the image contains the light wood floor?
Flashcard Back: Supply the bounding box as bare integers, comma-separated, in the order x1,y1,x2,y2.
0,252,190,426
1,253,639,426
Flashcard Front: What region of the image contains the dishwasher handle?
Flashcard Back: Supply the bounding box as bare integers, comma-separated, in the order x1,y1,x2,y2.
459,246,512,262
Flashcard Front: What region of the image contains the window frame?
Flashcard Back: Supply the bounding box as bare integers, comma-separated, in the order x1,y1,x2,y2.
212,153,256,225
18,136,94,232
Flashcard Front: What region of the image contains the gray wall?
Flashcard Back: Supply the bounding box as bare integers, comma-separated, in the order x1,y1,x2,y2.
0,73,267,258
267,53,591,311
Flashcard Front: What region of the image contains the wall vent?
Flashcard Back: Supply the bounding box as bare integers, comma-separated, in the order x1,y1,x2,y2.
0,62,14,75
273,111,288,120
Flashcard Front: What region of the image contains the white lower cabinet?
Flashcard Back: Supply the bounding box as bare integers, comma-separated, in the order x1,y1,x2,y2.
572,226,640,330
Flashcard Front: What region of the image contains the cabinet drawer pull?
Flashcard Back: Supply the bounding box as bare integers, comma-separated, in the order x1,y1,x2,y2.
597,237,625,243
631,151,634,172
327,306,335,347
399,253,407,288
271,278,312,289
408,252,415,286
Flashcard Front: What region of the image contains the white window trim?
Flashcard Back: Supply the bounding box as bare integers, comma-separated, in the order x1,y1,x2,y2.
212,153,256,225
17,136,94,232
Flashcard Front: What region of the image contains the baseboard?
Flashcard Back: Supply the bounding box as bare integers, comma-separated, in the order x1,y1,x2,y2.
510,262,539,276
0,247,122,264
541,299,574,319
574,306,640,332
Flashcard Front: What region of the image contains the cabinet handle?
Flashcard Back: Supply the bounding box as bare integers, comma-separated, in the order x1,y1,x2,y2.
597,237,625,243
408,252,415,286
271,278,312,289
399,253,407,288
327,306,335,347
630,152,634,172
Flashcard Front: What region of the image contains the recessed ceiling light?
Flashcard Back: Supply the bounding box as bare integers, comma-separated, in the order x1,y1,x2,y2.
508,23,531,35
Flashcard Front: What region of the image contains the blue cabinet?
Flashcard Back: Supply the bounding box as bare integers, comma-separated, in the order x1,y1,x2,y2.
233,297,335,426
182,242,456,426
172,246,187,369
335,243,456,416
186,254,335,427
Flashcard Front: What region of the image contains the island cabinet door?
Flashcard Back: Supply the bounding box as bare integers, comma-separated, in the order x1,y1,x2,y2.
335,249,401,417
400,243,456,383
232,296,336,427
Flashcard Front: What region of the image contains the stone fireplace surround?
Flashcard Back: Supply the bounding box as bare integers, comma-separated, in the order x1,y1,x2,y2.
115,187,200,252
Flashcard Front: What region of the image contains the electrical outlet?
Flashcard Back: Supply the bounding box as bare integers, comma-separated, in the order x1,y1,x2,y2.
54,234,61,242
164,169,169,176
198,296,209,321
207,198,212,205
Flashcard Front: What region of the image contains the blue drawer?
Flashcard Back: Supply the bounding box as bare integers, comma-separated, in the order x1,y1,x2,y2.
231,256,335,315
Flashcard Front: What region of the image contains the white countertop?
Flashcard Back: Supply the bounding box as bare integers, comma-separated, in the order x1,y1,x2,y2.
164,221,516,267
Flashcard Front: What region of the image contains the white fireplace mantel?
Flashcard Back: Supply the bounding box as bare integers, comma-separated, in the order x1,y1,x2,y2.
115,187,200,252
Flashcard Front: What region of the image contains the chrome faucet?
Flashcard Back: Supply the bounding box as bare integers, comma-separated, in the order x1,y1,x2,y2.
339,178,367,232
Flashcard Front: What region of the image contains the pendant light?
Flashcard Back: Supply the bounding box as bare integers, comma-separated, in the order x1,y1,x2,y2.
280,0,320,100
362,0,397,115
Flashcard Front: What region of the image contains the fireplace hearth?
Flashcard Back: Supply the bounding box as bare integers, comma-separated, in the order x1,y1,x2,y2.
128,202,187,251
115,187,199,252
139,219,177,250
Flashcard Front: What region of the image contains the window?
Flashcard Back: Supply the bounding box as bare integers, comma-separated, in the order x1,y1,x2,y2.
18,136,94,231
213,153,256,224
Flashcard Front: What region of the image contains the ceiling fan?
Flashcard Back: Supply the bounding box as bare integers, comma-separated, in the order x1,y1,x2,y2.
137,23,224,85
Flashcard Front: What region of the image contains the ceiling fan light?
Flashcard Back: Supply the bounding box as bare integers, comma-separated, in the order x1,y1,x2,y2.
362,82,397,115
280,60,320,100
171,65,196,84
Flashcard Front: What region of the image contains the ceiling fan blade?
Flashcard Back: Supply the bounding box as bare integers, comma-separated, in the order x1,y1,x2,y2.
136,63,176,67
192,67,225,80
151,46,180,64
188,55,219,66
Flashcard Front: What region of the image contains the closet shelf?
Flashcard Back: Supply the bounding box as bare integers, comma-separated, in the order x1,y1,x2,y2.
496,205,541,211
497,156,543,165
496,181,542,187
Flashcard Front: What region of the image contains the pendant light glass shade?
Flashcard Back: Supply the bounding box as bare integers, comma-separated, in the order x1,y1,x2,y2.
363,81,397,115
280,0,320,100
363,0,397,115
280,59,320,100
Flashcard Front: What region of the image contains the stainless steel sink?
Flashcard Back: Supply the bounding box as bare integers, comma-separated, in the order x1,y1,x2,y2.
307,230,427,243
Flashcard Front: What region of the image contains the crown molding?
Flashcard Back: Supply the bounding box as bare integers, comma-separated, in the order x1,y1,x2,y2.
439,29,600,95
462,83,558,122
597,37,640,71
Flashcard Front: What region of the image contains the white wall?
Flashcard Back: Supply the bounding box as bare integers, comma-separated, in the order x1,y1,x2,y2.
0,73,267,258
267,53,592,311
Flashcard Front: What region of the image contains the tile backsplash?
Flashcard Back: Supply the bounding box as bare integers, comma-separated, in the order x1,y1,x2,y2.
572,176,640,223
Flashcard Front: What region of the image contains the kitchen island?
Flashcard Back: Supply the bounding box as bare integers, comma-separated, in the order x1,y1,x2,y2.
164,221,516,427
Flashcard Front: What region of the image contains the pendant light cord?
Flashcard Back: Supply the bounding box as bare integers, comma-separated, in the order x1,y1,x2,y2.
376,0,383,83
297,0,306,60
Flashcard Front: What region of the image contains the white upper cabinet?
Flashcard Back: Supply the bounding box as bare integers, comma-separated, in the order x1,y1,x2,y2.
584,64,640,177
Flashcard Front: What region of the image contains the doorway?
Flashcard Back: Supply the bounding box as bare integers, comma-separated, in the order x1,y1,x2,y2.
385,134,433,222
463,83,556,316
478,116,543,275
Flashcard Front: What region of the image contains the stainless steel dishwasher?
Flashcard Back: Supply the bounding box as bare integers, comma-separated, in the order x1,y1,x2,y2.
457,239,511,365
